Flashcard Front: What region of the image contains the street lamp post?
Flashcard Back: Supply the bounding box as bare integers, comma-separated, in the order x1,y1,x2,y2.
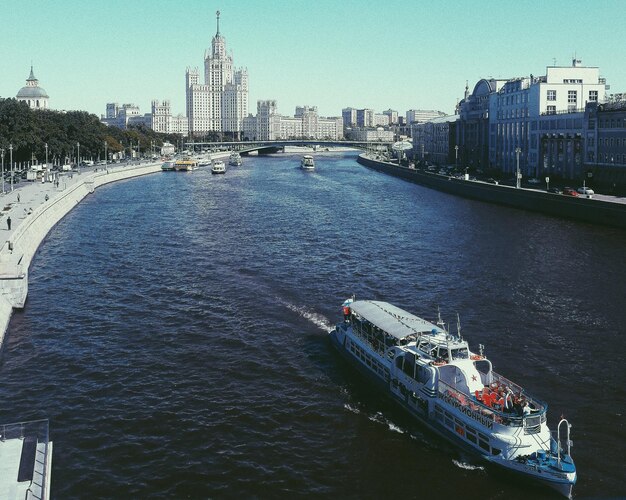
77,142,80,172
515,147,522,189
1,148,4,194
104,140,108,171
45,143,49,168
455,145,458,170
9,144,13,192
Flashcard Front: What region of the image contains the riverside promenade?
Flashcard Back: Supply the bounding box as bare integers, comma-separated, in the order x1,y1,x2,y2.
0,161,162,348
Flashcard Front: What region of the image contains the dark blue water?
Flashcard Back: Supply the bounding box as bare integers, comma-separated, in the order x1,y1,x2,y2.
1,153,625,499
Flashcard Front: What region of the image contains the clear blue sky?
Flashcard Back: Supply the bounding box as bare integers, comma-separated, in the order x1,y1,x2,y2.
2,0,625,119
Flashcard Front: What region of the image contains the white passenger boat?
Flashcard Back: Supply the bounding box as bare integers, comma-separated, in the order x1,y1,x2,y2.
211,160,226,174
0,419,53,500
161,160,175,171
228,152,243,166
300,155,315,171
330,300,577,498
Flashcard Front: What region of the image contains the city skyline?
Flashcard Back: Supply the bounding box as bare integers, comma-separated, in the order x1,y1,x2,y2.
2,0,626,119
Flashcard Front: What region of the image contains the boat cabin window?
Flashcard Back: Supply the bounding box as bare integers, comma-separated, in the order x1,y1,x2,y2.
450,347,468,360
474,359,491,375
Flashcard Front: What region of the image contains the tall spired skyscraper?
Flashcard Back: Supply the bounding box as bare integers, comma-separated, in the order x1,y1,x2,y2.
186,11,248,137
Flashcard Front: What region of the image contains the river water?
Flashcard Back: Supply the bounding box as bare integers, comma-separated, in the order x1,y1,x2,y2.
1,152,624,498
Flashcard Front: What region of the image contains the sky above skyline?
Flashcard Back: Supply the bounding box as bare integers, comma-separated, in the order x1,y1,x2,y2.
2,0,626,120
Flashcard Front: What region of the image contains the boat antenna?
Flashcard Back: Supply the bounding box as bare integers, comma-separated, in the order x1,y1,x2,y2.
479,343,484,357
437,306,445,330
456,313,462,340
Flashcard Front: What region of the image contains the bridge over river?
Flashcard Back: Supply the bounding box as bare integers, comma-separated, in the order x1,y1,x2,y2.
183,139,394,155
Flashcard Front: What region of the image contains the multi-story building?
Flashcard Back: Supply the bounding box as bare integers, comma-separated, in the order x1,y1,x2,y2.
356,108,374,128
383,109,399,125
151,100,172,133
149,100,189,135
406,109,446,124
16,66,49,110
186,11,248,137
412,115,459,166
490,59,606,177
243,101,342,141
583,97,626,192
374,113,389,126
101,103,149,129
342,107,357,128
457,79,506,171
349,127,394,142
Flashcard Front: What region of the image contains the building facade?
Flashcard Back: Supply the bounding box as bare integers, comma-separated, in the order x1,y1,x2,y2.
412,115,459,166
186,11,248,137
457,79,506,171
583,97,626,192
490,59,606,177
16,66,49,110
406,109,446,124
101,103,150,129
243,101,342,141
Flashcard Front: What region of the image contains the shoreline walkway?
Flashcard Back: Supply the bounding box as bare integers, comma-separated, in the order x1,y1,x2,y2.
0,161,162,348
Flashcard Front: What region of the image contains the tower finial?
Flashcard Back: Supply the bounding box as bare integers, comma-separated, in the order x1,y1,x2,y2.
216,10,220,35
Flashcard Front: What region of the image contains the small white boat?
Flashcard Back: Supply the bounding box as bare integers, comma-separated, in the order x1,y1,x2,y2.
300,155,315,171
228,152,243,166
211,160,226,174
330,299,577,498
161,160,175,171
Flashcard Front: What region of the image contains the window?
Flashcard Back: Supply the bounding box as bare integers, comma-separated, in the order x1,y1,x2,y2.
547,90,556,101
568,90,577,104
547,105,556,115
589,90,598,102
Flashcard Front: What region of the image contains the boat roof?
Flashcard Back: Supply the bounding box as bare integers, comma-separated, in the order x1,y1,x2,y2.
349,300,441,340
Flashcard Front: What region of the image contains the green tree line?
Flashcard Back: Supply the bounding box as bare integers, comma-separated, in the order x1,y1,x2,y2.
0,98,183,164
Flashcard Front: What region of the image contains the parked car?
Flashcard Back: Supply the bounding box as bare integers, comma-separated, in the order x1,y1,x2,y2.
528,178,541,184
563,187,578,196
577,186,594,195
547,187,562,194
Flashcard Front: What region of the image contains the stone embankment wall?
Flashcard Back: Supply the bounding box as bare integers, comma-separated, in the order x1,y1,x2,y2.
357,154,626,230
0,163,161,348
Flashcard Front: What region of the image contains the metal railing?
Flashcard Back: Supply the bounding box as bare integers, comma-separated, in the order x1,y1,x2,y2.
0,419,50,500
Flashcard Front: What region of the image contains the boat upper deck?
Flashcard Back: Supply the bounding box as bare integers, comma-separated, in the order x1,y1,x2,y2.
349,300,440,341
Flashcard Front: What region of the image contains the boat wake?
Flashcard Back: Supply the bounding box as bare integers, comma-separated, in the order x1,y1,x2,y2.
368,411,405,434
452,459,484,471
278,299,333,331
343,403,361,415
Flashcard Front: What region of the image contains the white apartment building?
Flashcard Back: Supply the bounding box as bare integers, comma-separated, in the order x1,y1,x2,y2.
186,12,248,136
243,101,342,141
350,127,394,142
150,100,189,135
489,59,606,175
374,113,390,126
406,109,446,124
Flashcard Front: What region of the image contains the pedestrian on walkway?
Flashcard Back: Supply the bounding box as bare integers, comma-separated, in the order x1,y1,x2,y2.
17,193,20,203
6,216,11,230
45,194,49,201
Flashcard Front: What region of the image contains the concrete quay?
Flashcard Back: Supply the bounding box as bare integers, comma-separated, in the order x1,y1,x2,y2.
0,161,162,349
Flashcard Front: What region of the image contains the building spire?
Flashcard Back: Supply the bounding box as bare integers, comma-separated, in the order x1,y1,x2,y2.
216,10,220,35
28,64,36,81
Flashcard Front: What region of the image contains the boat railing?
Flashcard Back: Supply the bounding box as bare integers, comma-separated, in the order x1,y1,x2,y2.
437,380,546,430
490,371,548,416
0,419,50,500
